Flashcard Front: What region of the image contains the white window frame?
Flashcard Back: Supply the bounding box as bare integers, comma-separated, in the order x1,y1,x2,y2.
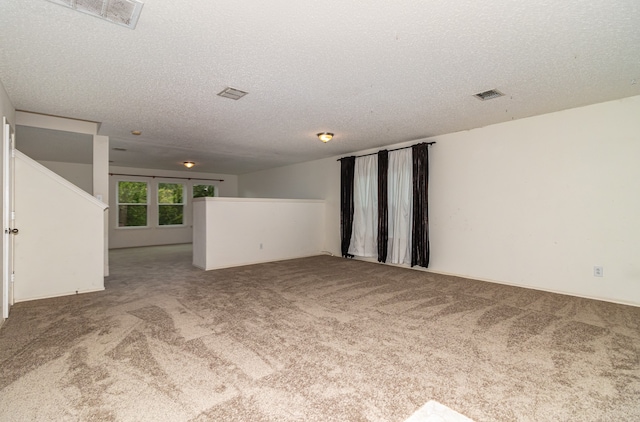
157,181,186,227
116,180,149,229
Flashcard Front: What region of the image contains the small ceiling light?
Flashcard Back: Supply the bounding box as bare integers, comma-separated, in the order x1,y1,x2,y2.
131,130,142,135
317,132,334,143
112,147,127,151
183,161,195,169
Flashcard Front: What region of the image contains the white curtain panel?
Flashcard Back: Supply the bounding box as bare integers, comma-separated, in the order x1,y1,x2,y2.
349,155,378,257
387,148,412,264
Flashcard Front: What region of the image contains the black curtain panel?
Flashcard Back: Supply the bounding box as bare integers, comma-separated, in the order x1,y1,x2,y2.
340,156,356,258
377,150,389,263
411,143,430,268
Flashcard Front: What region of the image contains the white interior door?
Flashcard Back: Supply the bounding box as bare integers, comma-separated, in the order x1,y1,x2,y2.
2,117,16,319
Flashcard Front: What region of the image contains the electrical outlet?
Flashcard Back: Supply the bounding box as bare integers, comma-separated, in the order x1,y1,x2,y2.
593,266,603,277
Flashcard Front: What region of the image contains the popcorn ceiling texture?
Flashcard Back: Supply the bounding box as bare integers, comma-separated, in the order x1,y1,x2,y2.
0,1,639,174
0,244,639,421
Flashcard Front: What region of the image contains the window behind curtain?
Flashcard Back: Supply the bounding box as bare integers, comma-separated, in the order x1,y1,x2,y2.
387,149,412,264
348,155,378,257
341,143,430,266
411,143,430,267
117,181,148,227
340,156,356,258
158,183,184,225
347,152,411,261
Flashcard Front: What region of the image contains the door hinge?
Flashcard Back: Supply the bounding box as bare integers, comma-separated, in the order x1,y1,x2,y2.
11,211,15,220
10,273,15,282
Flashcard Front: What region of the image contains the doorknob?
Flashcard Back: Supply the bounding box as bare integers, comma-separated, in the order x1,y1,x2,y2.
10,228,18,234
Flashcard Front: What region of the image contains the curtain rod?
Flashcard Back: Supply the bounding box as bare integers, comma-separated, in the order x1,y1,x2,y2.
109,172,224,182
337,141,436,161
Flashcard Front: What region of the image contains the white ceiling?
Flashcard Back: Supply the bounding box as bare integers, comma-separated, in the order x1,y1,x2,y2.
1,0,639,175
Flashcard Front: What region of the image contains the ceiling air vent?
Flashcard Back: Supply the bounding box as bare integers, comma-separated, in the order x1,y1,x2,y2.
474,89,504,101
217,87,248,100
47,0,144,30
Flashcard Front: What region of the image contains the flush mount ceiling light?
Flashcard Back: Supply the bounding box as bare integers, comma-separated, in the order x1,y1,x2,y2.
47,0,144,30
183,161,195,169
112,147,127,151
474,89,504,101
217,87,248,100
131,130,142,136
317,132,334,143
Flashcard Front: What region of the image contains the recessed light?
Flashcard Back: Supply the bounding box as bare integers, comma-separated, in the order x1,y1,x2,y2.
131,130,142,136
183,161,195,169
113,147,127,151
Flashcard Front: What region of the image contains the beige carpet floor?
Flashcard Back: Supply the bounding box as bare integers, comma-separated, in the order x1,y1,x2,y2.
1,244,639,421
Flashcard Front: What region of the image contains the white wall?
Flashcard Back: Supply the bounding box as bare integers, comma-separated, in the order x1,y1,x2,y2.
0,78,15,323
193,197,325,270
109,166,238,249
14,152,106,302
0,82,14,128
14,112,110,277
239,158,340,255
238,95,640,306
37,160,93,193
16,111,97,135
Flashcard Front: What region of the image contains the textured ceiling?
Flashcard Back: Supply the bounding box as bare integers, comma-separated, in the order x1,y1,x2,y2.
1,0,639,175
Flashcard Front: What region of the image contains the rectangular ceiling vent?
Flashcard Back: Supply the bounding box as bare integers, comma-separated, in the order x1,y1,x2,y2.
474,89,504,101
47,0,144,30
217,87,248,100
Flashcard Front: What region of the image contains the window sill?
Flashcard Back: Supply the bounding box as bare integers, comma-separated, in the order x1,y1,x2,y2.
115,225,188,230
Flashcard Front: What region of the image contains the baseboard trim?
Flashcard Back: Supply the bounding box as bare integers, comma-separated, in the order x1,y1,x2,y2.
350,256,640,308
197,253,324,271
14,287,105,304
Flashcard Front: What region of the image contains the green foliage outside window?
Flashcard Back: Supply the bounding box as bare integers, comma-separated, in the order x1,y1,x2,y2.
193,184,216,198
118,205,147,227
158,183,184,225
118,181,147,203
118,181,148,227
118,181,210,228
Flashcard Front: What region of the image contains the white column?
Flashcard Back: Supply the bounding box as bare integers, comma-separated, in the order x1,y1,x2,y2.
93,135,109,276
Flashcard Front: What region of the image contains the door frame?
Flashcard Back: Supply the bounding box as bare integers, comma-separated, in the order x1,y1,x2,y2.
2,116,15,319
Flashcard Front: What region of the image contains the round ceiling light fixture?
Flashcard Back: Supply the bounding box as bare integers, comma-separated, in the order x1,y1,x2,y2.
317,132,334,143
183,161,195,169
131,130,142,136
